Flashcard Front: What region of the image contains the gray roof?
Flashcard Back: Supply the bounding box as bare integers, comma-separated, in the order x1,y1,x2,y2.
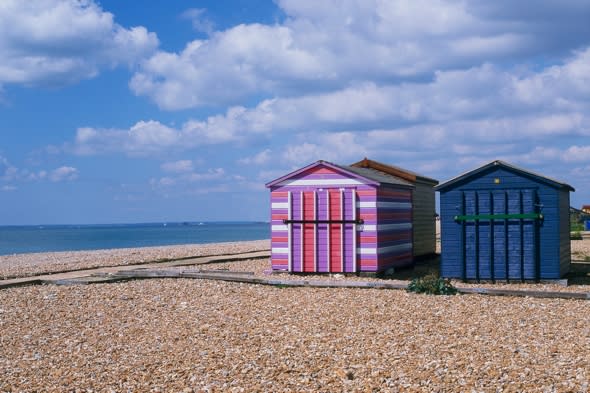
337,164,414,187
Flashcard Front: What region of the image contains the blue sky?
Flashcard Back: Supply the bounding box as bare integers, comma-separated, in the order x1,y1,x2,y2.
1,0,589,224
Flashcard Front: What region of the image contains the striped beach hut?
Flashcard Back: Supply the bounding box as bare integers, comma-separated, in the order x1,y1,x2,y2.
265,159,438,274
436,160,575,281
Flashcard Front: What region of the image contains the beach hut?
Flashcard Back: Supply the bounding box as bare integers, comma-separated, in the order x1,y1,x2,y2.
351,158,439,258
265,159,438,274
436,160,575,281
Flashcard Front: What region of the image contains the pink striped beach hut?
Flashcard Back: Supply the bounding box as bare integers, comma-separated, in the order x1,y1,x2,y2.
265,159,437,274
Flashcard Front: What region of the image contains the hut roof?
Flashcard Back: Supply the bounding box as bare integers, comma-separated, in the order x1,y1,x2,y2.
435,160,575,192
334,164,414,187
350,158,439,185
265,160,414,188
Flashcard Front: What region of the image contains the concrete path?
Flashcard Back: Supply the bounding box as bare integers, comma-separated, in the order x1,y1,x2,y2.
0,250,270,290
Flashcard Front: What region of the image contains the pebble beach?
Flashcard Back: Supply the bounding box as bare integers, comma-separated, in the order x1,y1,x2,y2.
0,239,589,391
0,240,270,280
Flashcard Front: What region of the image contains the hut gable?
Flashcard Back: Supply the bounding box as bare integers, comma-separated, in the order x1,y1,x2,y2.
265,160,413,189
435,160,574,192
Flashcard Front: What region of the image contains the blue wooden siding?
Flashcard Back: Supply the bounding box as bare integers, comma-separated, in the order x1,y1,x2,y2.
439,165,570,280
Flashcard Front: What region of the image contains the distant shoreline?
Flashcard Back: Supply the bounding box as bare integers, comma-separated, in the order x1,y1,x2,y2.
0,220,268,228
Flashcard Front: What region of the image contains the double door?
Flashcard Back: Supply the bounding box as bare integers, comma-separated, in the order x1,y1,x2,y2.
286,189,358,273
457,189,541,281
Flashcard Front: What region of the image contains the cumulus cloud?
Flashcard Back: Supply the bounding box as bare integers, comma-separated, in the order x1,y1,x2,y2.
130,0,590,110
67,44,590,171
150,167,225,189
181,8,215,35
1,154,79,184
238,149,272,165
49,166,79,182
0,0,158,87
161,160,194,173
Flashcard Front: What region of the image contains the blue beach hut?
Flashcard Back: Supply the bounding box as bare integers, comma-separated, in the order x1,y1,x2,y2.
436,160,574,281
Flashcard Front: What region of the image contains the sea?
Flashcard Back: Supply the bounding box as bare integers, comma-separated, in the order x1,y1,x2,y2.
0,222,269,256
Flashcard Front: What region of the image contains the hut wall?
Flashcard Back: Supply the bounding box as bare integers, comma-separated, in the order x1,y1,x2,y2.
439,166,566,280
412,180,437,257
375,186,413,271
357,188,378,272
270,190,289,271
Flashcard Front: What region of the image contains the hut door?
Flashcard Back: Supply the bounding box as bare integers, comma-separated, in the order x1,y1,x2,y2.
289,189,357,273
457,189,540,281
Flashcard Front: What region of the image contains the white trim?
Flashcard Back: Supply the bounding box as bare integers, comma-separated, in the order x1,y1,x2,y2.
358,248,377,255
287,191,292,272
362,223,412,231
272,247,289,254
356,243,412,255
271,225,288,231
352,190,357,273
356,201,412,209
300,191,304,273
277,178,368,187
313,190,317,273
340,189,344,273
326,191,330,273
271,202,289,209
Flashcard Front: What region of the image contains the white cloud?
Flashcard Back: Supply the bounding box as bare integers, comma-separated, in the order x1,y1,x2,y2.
0,0,158,87
49,166,78,182
563,146,590,163
130,0,590,110
238,149,272,165
151,168,225,189
70,46,590,160
1,185,17,192
1,154,79,184
74,120,180,155
57,57,590,203
181,8,214,35
161,160,194,173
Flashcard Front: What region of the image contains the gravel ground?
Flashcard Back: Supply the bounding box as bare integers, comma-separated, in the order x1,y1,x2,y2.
572,238,590,259
186,257,590,294
0,240,269,279
0,280,588,392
